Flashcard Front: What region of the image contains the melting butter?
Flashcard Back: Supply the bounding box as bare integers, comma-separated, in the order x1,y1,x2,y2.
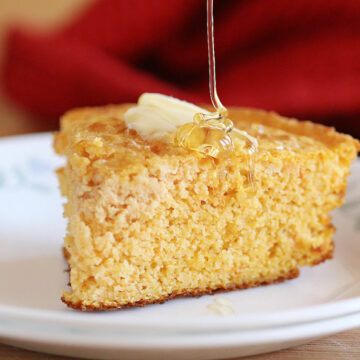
122,93,210,140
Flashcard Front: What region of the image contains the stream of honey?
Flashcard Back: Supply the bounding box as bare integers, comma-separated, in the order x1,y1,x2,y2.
176,0,258,184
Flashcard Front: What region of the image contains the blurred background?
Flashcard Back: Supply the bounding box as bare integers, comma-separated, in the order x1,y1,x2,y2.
0,0,360,138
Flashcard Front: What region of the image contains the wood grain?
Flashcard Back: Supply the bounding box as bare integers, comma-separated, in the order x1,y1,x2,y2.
0,0,360,359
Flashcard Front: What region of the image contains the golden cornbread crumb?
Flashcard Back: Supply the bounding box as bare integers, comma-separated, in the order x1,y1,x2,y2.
54,104,359,311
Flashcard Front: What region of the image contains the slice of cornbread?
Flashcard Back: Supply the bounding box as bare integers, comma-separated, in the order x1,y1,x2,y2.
54,105,359,311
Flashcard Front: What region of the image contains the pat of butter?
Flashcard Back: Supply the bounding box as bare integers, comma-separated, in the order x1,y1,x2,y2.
122,93,209,140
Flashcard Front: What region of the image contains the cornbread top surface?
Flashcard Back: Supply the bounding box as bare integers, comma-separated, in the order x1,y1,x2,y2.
54,105,359,171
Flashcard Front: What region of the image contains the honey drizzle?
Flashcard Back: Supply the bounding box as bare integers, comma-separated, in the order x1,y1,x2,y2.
204,0,227,122
176,0,258,187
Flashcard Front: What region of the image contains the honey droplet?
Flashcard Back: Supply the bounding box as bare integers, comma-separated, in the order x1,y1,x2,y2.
176,121,234,158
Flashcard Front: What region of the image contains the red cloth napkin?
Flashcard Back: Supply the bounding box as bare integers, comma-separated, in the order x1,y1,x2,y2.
2,0,360,137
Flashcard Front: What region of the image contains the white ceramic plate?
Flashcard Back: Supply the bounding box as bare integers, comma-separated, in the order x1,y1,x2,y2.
0,133,359,359
2,311,360,359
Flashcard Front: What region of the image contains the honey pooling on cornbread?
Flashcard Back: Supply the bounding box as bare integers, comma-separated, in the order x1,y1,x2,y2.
175,119,258,188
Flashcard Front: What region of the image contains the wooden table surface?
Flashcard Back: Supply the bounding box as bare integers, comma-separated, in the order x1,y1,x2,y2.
1,0,360,359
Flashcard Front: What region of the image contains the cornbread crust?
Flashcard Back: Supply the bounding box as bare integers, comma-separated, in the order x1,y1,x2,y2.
63,267,300,311
62,243,333,311
55,104,359,311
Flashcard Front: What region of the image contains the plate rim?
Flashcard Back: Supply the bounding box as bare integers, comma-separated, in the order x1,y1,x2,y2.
1,294,360,333
1,309,360,348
